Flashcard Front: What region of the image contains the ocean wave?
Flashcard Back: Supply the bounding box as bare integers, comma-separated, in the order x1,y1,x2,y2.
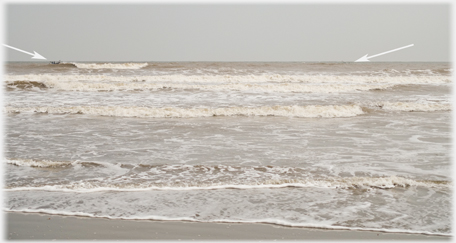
5,81,48,89
6,159,450,192
5,80,394,93
5,175,449,192
6,158,72,168
4,105,365,118
377,102,451,112
5,158,111,168
65,62,148,69
4,74,451,84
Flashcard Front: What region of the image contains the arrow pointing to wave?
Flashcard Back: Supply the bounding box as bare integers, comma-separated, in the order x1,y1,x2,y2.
355,44,414,62
3,44,47,60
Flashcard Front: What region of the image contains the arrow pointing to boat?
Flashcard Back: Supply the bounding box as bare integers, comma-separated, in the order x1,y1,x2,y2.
3,44,47,60
355,44,414,62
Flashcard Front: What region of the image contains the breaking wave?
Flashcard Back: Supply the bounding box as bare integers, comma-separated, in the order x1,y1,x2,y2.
378,102,451,112
5,80,394,93
5,159,450,192
6,158,72,168
4,74,451,84
5,101,450,117
4,105,365,118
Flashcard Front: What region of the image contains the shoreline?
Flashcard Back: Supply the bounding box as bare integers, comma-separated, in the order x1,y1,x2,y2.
5,212,451,241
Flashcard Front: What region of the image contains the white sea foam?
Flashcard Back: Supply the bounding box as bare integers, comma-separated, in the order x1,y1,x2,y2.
67,62,148,69
5,175,450,192
5,159,450,192
4,74,451,84
7,80,394,93
380,102,451,112
6,158,72,168
5,158,118,169
4,62,452,236
4,105,365,118
4,209,449,236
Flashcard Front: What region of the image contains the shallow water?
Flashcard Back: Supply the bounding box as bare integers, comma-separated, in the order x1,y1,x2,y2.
3,62,452,235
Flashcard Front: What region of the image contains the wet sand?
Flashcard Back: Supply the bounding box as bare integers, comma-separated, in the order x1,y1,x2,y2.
5,212,451,241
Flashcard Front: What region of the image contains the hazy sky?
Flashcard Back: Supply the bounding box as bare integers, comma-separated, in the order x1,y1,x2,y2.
4,3,451,62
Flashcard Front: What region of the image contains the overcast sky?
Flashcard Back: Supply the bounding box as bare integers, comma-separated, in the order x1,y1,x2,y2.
4,3,451,62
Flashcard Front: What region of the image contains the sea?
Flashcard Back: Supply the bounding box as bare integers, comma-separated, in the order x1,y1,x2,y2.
3,61,452,236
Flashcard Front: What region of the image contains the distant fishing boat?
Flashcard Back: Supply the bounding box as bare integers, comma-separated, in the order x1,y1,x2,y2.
49,60,61,64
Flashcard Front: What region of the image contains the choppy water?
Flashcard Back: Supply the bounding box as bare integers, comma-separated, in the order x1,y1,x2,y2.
3,61,452,235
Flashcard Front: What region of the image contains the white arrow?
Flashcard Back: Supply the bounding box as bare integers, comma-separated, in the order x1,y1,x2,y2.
3,44,47,60
355,44,414,62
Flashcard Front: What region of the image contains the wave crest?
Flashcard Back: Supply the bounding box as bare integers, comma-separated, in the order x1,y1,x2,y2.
6,80,393,93
379,102,451,112
6,158,72,168
6,159,450,192
4,105,365,118
4,74,451,84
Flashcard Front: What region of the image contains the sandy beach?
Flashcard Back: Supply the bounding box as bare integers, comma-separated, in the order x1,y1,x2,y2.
5,212,451,241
